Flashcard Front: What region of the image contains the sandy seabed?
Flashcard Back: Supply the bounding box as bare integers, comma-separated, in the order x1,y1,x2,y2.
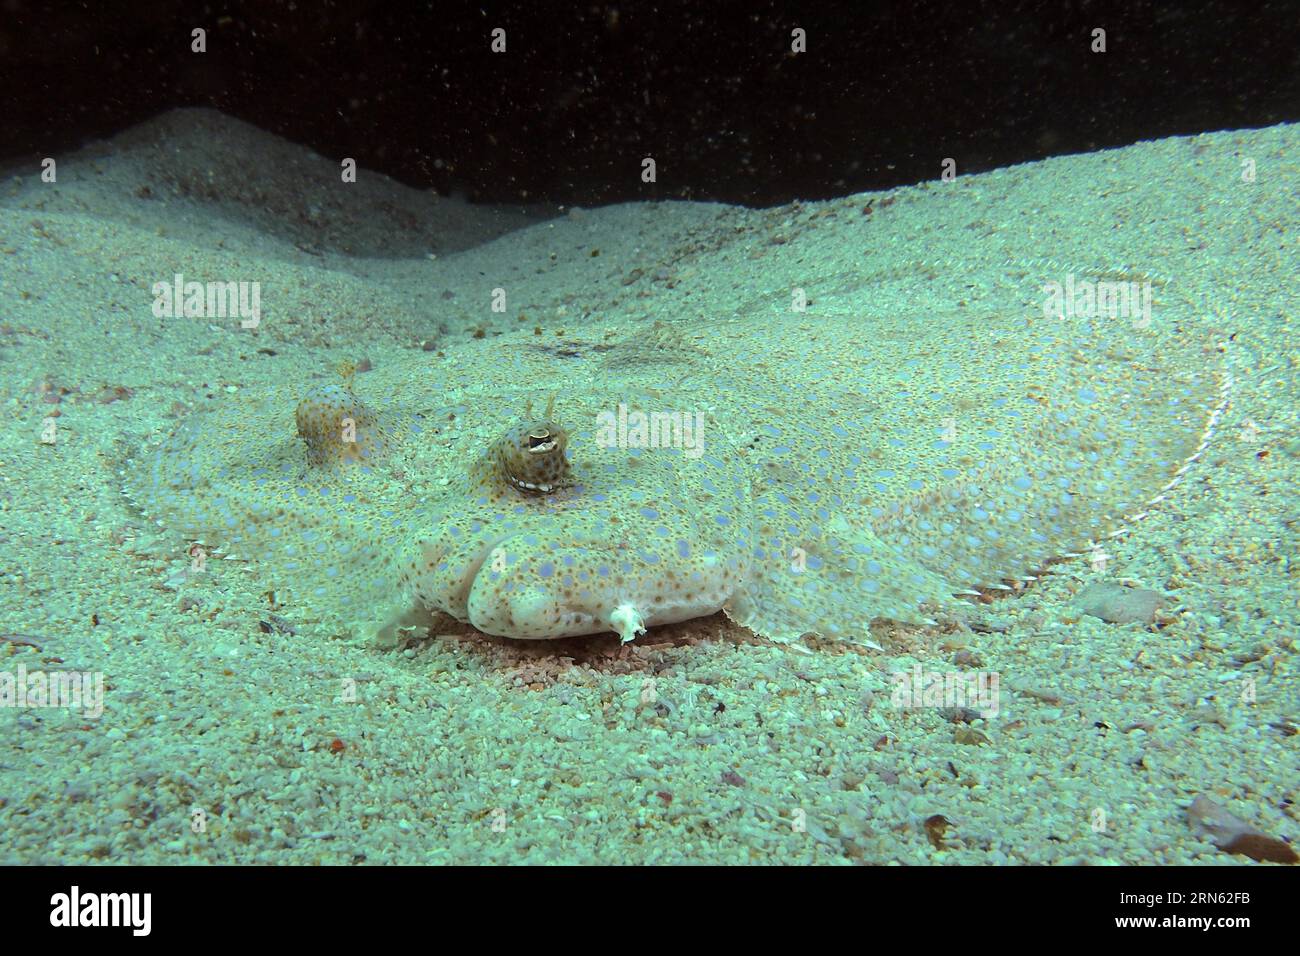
0,109,1295,864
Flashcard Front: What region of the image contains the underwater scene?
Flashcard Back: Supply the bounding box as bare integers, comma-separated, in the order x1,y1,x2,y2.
0,4,1296,875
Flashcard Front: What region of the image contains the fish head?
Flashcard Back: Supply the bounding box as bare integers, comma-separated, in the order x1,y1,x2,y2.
402,396,753,640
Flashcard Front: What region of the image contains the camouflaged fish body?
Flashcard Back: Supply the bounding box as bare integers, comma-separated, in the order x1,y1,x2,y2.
126,305,1226,644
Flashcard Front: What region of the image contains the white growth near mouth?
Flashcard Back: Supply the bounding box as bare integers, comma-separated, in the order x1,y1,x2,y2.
609,603,646,644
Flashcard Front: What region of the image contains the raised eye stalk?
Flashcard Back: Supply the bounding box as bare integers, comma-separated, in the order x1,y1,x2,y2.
295,382,386,468
493,420,571,494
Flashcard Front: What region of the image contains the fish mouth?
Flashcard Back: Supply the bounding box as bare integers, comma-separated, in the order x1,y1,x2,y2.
406,531,516,624
463,536,612,640
461,531,740,641
467,566,599,641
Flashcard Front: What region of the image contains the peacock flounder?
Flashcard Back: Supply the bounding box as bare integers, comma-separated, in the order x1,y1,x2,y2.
126,303,1226,645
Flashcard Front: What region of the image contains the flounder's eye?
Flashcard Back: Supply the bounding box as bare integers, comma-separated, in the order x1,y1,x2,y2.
295,383,386,468
494,420,570,494
527,429,558,453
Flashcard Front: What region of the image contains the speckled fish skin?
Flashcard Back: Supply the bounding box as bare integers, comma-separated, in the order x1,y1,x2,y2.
126,304,1226,644
400,391,752,641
